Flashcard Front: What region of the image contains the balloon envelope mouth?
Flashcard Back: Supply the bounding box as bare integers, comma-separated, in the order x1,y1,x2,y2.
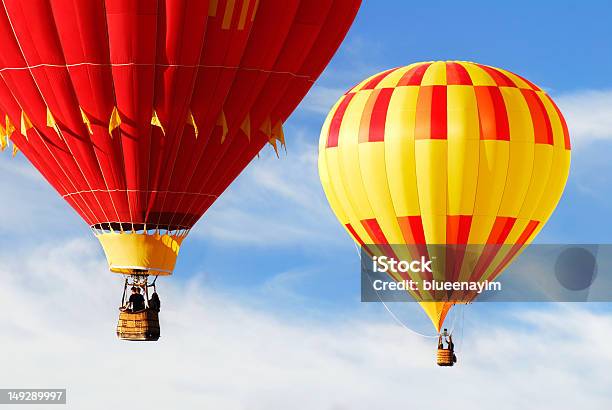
96,231,185,276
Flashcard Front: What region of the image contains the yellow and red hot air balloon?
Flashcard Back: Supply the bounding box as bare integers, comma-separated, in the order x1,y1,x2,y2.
318,61,571,365
0,0,361,340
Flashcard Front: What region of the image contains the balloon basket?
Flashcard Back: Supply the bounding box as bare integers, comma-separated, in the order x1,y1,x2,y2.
116,309,160,341
436,348,455,367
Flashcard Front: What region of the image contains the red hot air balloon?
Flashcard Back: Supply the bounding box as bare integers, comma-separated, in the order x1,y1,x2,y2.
0,0,361,340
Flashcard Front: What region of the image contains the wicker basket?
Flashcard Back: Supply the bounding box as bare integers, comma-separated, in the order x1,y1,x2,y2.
436,348,455,367
117,309,160,341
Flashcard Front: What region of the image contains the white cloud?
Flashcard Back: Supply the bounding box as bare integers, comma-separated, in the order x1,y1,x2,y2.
300,86,346,115
0,238,610,409
555,89,612,147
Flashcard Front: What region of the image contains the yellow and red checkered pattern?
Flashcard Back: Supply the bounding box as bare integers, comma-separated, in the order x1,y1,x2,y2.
318,61,571,331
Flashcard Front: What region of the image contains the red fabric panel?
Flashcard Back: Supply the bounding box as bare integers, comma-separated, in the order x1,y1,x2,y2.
475,86,510,141
327,93,355,147
397,63,432,86
476,64,516,87
445,62,472,85
368,87,394,142
521,89,554,145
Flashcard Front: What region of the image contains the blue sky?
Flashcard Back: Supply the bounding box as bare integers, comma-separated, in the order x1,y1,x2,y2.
2,1,612,408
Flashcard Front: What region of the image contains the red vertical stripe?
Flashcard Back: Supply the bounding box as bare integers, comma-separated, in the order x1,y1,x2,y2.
475,86,510,141
513,73,541,91
345,222,365,247
415,86,447,140
522,89,554,145
485,220,540,281
397,63,432,86
446,215,472,244
487,216,517,245
445,62,472,85
326,93,355,148
467,216,517,283
368,87,394,142
361,218,389,244
397,215,426,244
430,85,447,139
446,215,472,283
476,64,516,87
396,215,432,281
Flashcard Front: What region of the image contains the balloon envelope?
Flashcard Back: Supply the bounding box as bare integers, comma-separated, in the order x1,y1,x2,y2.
0,0,361,275
319,61,571,330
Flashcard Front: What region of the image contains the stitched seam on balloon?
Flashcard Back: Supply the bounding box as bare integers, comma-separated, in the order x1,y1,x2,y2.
63,189,218,199
0,63,314,81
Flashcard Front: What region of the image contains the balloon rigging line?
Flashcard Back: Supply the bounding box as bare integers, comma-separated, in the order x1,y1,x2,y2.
352,243,459,339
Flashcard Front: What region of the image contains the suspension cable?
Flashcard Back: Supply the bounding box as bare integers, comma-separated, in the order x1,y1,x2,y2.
353,243,463,338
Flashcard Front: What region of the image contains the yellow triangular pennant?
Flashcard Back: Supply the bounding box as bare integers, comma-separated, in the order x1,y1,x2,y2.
12,143,19,157
5,115,15,138
20,111,32,139
267,137,279,158
260,116,272,138
240,114,251,141
151,110,165,135
217,110,228,143
186,110,199,139
80,107,93,135
108,106,121,137
272,120,286,152
46,107,61,137
0,123,7,152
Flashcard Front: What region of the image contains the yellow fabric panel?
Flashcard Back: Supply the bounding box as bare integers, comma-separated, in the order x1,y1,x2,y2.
419,301,452,332
447,85,480,141
324,147,372,243
498,142,535,217
500,87,534,143
319,152,349,225
516,144,553,219
358,142,405,243
447,138,479,216
472,140,509,216
531,92,571,221
447,85,480,215
466,215,496,244
318,99,352,227
533,148,571,222
415,140,447,217
420,61,446,86
458,62,496,86
337,91,376,222
384,86,421,216
415,140,447,242
97,233,184,276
